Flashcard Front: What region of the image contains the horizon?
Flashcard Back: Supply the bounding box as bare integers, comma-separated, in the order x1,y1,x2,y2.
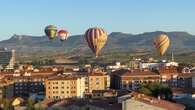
0,0,195,40
1,30,195,41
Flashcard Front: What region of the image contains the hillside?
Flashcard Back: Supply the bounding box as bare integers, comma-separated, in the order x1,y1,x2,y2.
0,31,195,63
0,31,195,53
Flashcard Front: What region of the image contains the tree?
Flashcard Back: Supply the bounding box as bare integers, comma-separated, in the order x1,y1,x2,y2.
26,99,35,110
2,98,11,110
138,82,172,100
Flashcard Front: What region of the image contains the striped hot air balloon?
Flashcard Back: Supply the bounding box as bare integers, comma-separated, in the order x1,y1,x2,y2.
153,33,170,56
58,29,69,41
85,27,108,57
44,25,57,40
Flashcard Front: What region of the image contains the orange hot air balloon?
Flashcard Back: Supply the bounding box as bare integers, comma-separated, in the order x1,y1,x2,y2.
153,33,170,56
85,27,108,57
58,29,69,41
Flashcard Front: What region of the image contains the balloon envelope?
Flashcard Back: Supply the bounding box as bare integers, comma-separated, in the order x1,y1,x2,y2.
85,27,108,57
153,33,170,56
58,29,69,41
45,25,57,40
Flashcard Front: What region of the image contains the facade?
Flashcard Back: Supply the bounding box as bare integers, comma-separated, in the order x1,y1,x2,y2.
45,71,110,100
0,48,15,70
0,79,14,99
92,90,117,99
139,60,178,70
85,72,110,93
157,66,179,87
12,76,46,97
177,73,195,89
1,68,58,98
45,76,85,100
111,69,160,90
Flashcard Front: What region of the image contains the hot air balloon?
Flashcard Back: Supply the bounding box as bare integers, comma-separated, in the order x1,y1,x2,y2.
85,27,108,57
44,25,57,40
58,29,69,41
153,33,170,56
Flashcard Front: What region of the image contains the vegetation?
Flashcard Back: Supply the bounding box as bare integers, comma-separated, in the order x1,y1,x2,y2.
26,99,35,110
2,98,12,110
138,82,173,100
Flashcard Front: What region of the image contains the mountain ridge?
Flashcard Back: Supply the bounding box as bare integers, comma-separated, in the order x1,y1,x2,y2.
0,31,195,54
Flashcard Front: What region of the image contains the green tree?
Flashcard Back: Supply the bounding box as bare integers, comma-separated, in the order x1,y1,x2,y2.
2,98,11,110
138,82,172,100
26,99,35,110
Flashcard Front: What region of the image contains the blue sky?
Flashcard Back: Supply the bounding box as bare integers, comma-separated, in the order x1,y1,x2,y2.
0,0,194,40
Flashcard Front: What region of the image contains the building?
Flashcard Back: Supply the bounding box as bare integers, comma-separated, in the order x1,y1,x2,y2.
177,73,195,89
45,75,85,100
0,48,15,71
92,90,117,99
1,67,59,98
139,61,178,71
157,66,179,87
47,92,185,110
45,70,110,100
120,92,185,110
111,69,160,90
85,72,110,93
107,62,127,71
0,79,14,99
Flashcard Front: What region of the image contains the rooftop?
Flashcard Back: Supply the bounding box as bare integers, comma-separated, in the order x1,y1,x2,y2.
131,92,185,110
112,69,159,77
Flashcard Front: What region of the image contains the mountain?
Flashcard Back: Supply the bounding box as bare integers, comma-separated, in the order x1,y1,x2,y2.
0,31,195,54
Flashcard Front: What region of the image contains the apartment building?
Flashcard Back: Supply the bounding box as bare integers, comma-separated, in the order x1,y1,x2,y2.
45,75,85,100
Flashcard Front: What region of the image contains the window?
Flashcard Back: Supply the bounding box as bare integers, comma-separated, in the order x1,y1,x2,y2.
61,82,64,84
123,84,127,88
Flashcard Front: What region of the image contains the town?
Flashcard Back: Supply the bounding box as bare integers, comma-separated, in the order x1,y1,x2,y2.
0,48,194,110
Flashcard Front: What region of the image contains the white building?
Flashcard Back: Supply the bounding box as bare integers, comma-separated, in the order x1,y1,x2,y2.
0,48,15,70
107,62,127,71
139,61,178,70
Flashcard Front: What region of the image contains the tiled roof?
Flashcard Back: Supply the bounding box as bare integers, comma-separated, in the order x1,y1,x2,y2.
47,75,78,81
131,92,185,110
112,69,159,77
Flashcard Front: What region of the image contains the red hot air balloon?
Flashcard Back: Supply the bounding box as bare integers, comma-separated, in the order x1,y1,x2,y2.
58,29,69,41
85,27,108,57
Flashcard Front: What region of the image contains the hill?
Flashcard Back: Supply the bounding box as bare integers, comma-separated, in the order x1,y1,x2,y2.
1,31,195,53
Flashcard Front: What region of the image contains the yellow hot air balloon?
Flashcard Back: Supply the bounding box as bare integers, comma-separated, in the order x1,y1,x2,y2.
85,27,108,57
153,33,170,56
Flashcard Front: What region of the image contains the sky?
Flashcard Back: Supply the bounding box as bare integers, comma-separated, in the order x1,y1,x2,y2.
0,0,194,40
